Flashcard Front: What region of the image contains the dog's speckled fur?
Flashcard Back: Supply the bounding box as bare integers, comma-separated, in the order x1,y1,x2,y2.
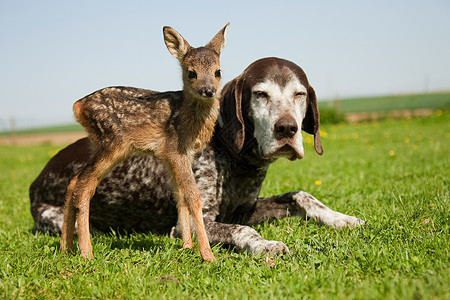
30,58,364,255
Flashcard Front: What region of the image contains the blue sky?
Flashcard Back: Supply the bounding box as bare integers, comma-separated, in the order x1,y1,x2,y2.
1,0,449,129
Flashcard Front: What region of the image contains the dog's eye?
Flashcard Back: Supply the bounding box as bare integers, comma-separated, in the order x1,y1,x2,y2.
254,91,269,98
215,70,222,78
295,92,306,97
187,70,197,79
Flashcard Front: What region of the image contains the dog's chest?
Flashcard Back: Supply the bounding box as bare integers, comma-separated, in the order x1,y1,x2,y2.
191,146,264,221
212,158,267,222
228,177,265,218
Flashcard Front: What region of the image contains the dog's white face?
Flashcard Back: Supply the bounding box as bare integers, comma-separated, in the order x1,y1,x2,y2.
249,70,308,161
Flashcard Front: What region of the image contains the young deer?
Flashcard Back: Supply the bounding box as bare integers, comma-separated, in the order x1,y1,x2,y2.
61,23,229,262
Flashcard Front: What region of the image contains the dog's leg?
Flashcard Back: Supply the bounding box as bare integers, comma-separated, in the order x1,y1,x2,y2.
200,192,364,255
200,190,365,255
245,191,365,229
203,219,289,255
31,202,65,234
165,154,215,262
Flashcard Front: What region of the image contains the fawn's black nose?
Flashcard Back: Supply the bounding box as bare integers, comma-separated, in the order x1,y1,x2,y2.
274,118,298,140
199,87,216,98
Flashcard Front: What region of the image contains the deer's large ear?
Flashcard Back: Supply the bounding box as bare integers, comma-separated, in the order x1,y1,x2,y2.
302,85,323,155
218,74,245,153
206,23,230,55
163,26,191,61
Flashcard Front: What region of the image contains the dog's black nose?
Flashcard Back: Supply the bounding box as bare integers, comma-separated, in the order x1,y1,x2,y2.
199,87,216,98
274,118,298,139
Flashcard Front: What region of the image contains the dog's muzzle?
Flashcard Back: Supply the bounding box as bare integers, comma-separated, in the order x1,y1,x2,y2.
274,118,298,140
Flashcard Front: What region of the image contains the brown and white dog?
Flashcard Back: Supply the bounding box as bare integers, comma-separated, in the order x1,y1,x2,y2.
30,57,364,255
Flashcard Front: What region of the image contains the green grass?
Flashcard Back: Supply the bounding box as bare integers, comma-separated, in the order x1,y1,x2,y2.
0,124,83,136
0,112,449,299
319,91,450,113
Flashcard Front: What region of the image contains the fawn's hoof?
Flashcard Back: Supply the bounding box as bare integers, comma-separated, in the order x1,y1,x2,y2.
201,249,216,262
182,241,194,249
202,254,216,262
81,249,94,260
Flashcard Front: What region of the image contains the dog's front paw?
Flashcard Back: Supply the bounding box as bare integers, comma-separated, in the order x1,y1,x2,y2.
252,240,289,255
320,210,365,229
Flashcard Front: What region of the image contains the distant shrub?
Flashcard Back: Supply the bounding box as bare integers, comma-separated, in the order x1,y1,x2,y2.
319,109,346,124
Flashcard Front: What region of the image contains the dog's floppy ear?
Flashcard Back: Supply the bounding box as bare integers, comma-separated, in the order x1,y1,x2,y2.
219,75,245,152
302,85,323,155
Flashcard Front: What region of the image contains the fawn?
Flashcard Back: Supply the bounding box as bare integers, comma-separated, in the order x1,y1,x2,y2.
61,23,230,262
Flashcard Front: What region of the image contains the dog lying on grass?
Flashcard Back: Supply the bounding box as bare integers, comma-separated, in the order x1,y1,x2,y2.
30,57,364,255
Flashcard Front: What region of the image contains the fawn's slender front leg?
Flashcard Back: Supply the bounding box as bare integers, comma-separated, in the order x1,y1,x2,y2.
189,191,215,262
166,154,215,262
176,198,193,249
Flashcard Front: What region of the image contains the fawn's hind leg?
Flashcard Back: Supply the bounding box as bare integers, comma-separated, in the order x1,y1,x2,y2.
61,145,128,259
62,168,97,259
166,154,215,262
61,173,80,253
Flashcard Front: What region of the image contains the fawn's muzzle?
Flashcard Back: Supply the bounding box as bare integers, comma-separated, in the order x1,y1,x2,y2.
198,87,216,98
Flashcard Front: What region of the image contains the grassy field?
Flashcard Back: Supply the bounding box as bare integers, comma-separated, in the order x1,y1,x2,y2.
0,112,449,299
318,91,450,113
0,123,83,136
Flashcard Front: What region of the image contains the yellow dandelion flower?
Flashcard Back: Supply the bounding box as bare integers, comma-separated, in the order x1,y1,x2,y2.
315,180,322,186
389,150,395,156
319,129,328,138
436,109,443,117
352,133,359,139
412,145,418,151
403,137,410,143
417,135,423,141
304,136,313,144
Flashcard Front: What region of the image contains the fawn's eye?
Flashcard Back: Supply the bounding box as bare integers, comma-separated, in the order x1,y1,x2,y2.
187,70,197,79
215,70,222,78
